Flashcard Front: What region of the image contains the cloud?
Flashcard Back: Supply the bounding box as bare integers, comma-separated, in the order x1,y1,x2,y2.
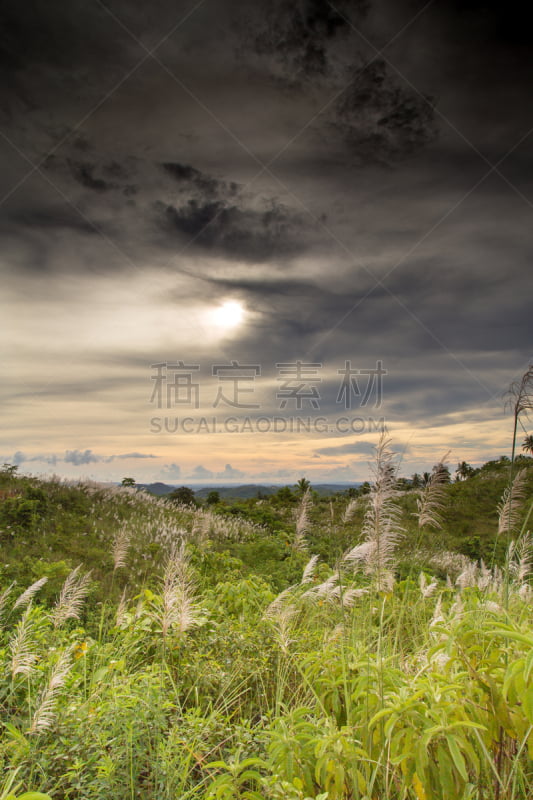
2,205,99,235
156,162,308,262
160,463,182,479
68,160,115,193
64,449,101,465
315,440,376,456
248,0,367,83
115,452,157,459
244,1,437,162
332,60,437,162
190,465,214,479
216,463,245,479
19,450,160,466
160,162,226,197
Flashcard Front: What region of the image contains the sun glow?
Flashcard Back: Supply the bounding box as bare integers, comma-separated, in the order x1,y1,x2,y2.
210,300,246,330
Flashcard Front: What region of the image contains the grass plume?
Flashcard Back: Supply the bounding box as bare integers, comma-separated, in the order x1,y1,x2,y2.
51,565,92,628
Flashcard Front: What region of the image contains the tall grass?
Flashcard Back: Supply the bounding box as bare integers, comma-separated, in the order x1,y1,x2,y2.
0,438,532,798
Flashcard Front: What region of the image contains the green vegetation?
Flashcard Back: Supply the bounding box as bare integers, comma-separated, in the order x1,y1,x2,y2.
0,441,532,799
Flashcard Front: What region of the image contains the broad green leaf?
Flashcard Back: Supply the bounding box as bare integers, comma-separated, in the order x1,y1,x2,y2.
446,735,468,782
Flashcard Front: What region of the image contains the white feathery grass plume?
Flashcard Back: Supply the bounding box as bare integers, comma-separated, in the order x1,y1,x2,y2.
342,497,358,524
326,623,345,643
507,537,533,596
10,604,38,677
264,586,295,617
476,560,492,591
429,551,473,582
507,536,533,583
313,573,339,597
293,488,312,552
430,595,445,627
356,433,404,575
0,582,14,624
430,651,450,670
343,541,373,569
340,587,368,607
519,582,532,601
491,565,503,594
13,577,48,611
450,593,464,618
112,525,131,570
373,569,395,593
159,543,203,636
456,561,478,590
115,589,128,628
263,586,298,651
498,469,528,534
415,454,450,530
482,600,502,614
192,510,212,541
271,604,297,653
329,585,368,606
300,554,319,585
419,572,438,598
51,566,92,628
28,649,72,734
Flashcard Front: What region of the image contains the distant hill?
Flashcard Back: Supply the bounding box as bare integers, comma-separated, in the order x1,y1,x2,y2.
137,482,360,499
137,481,176,496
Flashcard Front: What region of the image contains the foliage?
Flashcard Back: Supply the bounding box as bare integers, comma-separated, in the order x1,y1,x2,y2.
0,446,532,799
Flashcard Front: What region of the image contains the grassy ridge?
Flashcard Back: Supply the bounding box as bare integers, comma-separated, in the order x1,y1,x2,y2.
0,452,532,799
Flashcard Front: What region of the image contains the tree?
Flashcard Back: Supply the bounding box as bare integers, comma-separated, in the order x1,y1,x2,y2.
505,364,533,471
0,464,19,485
275,486,295,504
522,435,533,455
121,477,136,487
411,473,422,489
455,461,474,481
432,463,451,483
168,486,197,506
295,477,311,496
206,490,221,505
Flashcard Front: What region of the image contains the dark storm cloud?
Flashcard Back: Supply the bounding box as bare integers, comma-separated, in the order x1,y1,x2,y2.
332,60,437,162
68,161,116,193
1,0,532,464
251,0,367,82
1,204,98,234
155,162,310,261
65,157,138,196
160,162,227,198
243,0,437,162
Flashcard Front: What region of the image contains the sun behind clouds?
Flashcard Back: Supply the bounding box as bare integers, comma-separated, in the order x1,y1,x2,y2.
209,300,246,332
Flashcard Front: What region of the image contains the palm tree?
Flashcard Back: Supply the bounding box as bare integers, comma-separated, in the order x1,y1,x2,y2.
295,477,311,496
456,461,474,481
523,435,533,455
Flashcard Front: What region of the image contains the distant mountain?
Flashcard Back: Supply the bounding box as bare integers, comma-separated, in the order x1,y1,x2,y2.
137,482,360,499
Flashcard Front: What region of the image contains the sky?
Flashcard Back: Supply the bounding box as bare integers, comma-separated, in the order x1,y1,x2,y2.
1,0,532,486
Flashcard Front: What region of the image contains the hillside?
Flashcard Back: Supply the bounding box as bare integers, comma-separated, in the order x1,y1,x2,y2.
137,482,360,499
0,452,532,800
